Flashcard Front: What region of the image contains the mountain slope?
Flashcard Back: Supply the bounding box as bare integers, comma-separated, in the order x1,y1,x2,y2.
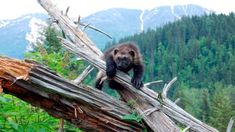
0,14,47,59
81,8,142,48
143,4,209,30
82,4,210,48
116,13,235,87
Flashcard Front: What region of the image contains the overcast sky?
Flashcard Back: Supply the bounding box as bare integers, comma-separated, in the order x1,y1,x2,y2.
0,0,234,20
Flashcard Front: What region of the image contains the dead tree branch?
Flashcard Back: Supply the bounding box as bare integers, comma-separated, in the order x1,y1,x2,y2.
162,77,177,97
144,80,163,87
174,98,181,104
75,21,113,39
73,65,94,85
226,117,234,132
182,126,191,132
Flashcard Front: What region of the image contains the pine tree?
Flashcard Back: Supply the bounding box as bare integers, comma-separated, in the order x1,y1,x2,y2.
209,85,234,131
25,25,85,80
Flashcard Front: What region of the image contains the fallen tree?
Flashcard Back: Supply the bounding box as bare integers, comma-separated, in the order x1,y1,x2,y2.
0,57,143,131
0,0,219,131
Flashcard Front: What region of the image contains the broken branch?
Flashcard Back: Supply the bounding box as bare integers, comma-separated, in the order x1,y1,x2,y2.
162,77,177,97
73,65,94,85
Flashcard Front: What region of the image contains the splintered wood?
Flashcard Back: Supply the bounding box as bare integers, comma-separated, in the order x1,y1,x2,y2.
0,56,143,132
0,57,32,81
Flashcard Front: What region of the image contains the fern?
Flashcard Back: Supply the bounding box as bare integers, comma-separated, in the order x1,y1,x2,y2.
121,112,142,123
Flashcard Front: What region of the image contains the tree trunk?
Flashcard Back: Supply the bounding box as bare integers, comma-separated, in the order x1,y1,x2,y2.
0,57,143,132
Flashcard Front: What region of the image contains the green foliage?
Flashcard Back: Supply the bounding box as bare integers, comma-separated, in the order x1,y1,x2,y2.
0,94,83,131
175,85,210,122
127,99,136,109
0,94,58,131
25,27,85,80
101,86,121,99
44,26,62,53
122,112,143,123
115,13,235,89
25,51,84,80
209,84,234,131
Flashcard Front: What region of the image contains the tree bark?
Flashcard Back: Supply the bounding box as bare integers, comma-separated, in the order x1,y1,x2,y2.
0,57,143,132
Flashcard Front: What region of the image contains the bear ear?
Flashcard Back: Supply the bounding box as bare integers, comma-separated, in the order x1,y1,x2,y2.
129,50,135,57
113,48,119,55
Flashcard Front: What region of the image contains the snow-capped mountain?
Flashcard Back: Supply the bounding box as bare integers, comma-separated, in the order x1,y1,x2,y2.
26,17,47,51
81,4,211,48
0,20,10,28
0,4,211,59
143,4,210,30
81,8,142,48
0,14,47,59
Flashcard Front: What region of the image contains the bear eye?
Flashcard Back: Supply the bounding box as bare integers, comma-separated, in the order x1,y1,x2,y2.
129,51,135,56
114,49,119,55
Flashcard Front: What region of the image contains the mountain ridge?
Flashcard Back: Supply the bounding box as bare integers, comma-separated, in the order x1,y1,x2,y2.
0,4,211,58
81,4,211,48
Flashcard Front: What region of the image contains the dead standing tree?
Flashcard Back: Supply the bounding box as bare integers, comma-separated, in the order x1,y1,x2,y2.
0,0,219,131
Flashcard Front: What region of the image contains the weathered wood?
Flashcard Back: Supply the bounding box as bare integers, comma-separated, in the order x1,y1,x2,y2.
144,80,163,87
174,98,181,104
0,57,143,132
75,21,113,39
182,126,190,132
226,117,234,132
37,0,219,131
73,65,94,85
118,88,179,132
162,77,177,97
142,80,219,132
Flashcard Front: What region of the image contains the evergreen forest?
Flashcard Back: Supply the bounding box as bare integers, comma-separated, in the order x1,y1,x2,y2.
108,13,235,131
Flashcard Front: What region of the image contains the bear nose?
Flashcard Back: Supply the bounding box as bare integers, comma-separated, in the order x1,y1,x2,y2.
123,56,128,60
117,65,122,69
